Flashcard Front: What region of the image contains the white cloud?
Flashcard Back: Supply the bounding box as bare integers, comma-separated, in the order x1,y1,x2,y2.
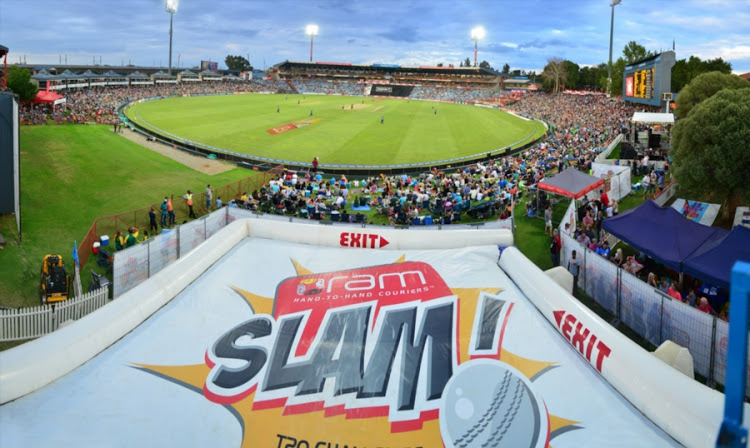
501,42,518,48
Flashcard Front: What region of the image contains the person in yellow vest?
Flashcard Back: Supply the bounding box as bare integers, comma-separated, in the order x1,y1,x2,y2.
184,190,197,219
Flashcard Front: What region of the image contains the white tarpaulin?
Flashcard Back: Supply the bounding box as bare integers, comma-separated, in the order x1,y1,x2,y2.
631,112,675,124
671,199,721,227
1,238,682,448
591,163,632,202
1,219,744,448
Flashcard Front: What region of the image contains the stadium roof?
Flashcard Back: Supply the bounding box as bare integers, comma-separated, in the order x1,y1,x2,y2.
179,70,198,76
125,71,149,79
102,70,124,78
80,69,105,79
151,70,175,78
273,60,502,77
31,69,58,81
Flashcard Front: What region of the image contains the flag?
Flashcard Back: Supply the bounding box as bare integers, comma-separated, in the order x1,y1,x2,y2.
72,240,79,266
672,39,675,51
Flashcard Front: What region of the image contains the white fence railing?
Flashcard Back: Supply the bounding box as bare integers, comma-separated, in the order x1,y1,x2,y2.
0,288,109,342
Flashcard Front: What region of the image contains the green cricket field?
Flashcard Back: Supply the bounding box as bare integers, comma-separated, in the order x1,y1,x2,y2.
124,94,544,165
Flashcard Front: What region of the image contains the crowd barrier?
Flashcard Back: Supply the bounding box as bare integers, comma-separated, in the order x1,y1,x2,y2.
113,207,514,298
560,231,749,398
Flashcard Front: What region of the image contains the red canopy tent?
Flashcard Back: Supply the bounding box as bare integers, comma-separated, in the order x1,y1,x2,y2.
0,45,8,89
537,168,605,199
32,90,66,108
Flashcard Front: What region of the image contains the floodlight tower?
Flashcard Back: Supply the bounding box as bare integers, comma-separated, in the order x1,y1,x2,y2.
166,0,179,75
306,24,319,62
607,0,622,97
471,26,486,67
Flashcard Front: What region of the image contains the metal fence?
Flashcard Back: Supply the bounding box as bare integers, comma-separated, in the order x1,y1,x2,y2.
0,288,109,342
113,206,515,298
78,169,282,268
560,232,748,397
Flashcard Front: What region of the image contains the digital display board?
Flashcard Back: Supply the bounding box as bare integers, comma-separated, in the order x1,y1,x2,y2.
622,51,675,107
201,61,218,73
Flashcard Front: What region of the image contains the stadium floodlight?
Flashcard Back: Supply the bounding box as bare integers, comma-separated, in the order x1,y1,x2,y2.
607,0,622,97
306,24,319,62
471,26,486,67
165,0,179,76
165,0,178,13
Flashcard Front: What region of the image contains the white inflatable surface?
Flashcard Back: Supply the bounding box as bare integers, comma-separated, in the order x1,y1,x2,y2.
0,221,742,448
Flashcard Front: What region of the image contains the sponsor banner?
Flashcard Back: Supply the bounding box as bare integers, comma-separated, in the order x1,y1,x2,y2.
0,240,689,447
671,199,720,227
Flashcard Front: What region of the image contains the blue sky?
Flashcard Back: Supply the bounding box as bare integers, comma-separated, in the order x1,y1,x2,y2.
2,0,749,74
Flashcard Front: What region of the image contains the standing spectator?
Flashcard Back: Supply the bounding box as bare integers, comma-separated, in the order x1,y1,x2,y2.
148,206,158,233
312,157,319,174
648,172,657,197
184,190,197,219
115,230,125,251
642,173,651,199
600,189,610,208
667,282,683,302
167,196,176,227
205,184,213,211
160,199,168,228
550,229,561,267
567,250,581,296
125,227,138,248
544,205,553,237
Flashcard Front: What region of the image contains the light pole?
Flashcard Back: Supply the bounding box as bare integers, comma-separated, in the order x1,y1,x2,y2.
166,0,179,75
306,24,318,62
471,26,486,67
607,0,622,97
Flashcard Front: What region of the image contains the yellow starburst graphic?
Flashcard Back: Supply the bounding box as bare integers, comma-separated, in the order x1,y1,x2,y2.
133,255,580,447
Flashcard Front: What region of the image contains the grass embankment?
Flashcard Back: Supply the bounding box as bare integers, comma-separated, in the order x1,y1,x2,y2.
0,125,255,309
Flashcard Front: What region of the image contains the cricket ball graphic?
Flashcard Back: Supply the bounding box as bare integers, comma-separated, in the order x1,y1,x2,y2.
440,359,546,448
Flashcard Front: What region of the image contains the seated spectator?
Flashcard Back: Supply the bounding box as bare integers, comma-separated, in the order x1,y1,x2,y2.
697,297,716,315
588,238,599,252
611,248,624,267
685,290,697,307
647,272,658,288
596,241,611,259
658,278,670,294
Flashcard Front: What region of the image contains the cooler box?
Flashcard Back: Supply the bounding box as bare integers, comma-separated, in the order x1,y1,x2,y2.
100,235,109,246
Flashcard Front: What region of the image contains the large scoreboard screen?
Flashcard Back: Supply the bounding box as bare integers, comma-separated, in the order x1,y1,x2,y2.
622,51,675,107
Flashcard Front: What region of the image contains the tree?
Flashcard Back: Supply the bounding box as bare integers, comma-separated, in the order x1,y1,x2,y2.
671,87,750,221
674,71,749,119
7,66,38,102
224,55,252,71
622,41,654,63
436,62,444,67
502,63,510,74
464,57,472,68
672,56,733,93
563,60,580,89
541,57,567,93
479,60,492,70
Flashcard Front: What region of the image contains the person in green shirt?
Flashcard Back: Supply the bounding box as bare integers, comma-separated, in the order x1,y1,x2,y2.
115,230,125,251
125,227,138,248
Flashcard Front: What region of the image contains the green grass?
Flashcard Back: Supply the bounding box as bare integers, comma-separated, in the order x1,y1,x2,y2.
124,94,545,165
0,125,256,309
